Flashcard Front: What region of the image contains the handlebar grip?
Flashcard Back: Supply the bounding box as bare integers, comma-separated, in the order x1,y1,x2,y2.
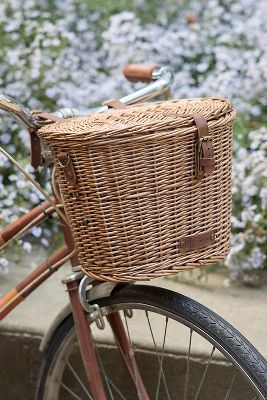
123,64,159,83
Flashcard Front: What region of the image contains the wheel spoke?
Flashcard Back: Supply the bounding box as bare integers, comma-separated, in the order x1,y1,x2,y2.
64,359,93,399
92,343,114,400
59,380,87,400
155,317,169,400
92,336,127,400
223,371,237,400
145,311,171,400
40,286,266,400
110,321,140,388
193,346,215,400
123,312,143,399
184,329,193,400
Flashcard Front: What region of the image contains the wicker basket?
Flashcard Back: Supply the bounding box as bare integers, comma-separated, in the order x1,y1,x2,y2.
38,98,236,282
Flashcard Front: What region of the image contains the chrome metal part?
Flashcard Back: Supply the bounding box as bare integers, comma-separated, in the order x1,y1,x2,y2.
87,281,118,302
0,92,42,129
78,276,108,330
124,309,133,318
72,264,82,273
78,276,95,311
54,107,80,119
62,65,175,117
120,65,174,105
89,303,105,330
0,94,79,129
62,270,84,284
0,66,174,128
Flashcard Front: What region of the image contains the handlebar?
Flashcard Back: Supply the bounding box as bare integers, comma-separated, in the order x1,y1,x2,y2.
0,93,42,129
0,64,174,129
123,64,159,83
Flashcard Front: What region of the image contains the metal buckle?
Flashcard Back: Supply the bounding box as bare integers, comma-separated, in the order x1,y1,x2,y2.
200,135,213,142
58,154,70,168
198,135,213,153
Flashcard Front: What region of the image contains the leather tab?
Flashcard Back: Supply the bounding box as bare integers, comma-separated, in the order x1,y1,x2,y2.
105,99,127,109
29,129,42,168
58,152,77,187
32,110,63,122
193,114,215,181
179,230,216,253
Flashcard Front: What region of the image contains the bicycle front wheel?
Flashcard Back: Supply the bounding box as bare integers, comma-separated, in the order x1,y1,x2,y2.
36,284,267,399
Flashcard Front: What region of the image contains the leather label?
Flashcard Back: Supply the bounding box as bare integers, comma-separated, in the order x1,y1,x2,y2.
179,230,216,253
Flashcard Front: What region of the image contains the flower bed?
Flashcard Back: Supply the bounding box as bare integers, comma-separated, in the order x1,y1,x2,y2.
0,0,267,282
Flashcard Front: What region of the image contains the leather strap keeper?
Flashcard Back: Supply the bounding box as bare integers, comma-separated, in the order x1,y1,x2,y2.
58,152,77,187
105,99,127,109
193,114,215,181
32,110,63,122
179,230,216,253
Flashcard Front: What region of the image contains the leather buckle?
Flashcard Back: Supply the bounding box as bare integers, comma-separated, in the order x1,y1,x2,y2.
198,135,213,153
193,114,215,181
199,135,213,143
58,154,71,168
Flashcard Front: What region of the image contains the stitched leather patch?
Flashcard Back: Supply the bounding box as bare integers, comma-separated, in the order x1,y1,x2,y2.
179,230,216,253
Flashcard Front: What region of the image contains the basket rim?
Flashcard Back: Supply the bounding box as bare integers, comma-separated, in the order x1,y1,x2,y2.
38,97,236,143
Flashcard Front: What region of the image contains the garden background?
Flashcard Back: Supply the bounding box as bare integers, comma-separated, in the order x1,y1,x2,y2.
0,0,267,285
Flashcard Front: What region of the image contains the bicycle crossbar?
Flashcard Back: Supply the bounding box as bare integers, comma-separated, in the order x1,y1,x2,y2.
0,198,55,250
0,244,71,320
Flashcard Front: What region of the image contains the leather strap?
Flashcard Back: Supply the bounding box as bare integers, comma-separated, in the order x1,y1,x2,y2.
29,129,42,168
179,230,216,253
29,111,63,169
105,99,127,109
58,152,77,187
193,114,215,181
32,110,63,122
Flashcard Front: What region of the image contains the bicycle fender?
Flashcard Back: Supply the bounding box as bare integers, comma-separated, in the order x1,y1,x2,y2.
39,302,72,352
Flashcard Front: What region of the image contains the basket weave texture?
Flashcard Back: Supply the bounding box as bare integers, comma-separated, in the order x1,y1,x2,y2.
38,98,236,282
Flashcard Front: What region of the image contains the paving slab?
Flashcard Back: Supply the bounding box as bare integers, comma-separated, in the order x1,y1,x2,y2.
1,255,267,357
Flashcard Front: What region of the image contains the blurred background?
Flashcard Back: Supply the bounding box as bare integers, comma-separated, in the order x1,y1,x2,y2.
0,0,267,286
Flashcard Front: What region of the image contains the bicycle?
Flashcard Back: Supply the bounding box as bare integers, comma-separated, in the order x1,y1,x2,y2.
0,64,267,400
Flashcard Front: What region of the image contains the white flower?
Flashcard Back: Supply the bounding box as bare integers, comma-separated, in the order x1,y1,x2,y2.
22,241,32,253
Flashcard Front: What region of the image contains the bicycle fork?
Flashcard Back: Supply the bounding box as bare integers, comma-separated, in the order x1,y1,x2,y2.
64,272,150,400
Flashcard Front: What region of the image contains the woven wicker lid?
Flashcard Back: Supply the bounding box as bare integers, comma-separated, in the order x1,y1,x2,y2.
38,98,235,143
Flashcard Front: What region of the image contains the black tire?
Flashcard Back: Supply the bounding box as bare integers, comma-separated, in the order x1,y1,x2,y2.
36,284,267,399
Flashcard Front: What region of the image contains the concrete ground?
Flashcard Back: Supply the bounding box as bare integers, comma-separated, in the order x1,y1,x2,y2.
1,253,267,399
